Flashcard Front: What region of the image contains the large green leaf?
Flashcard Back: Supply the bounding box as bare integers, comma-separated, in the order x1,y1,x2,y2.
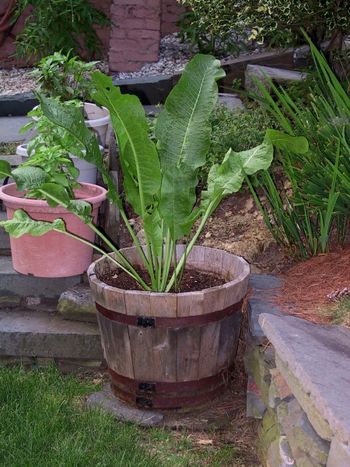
0,209,66,237
38,183,92,222
155,55,225,239
158,165,197,238
11,166,49,191
67,200,92,223
91,72,161,217
39,182,71,207
156,55,225,169
201,141,274,213
265,129,309,154
143,209,163,258
38,94,121,208
0,160,12,178
202,131,309,214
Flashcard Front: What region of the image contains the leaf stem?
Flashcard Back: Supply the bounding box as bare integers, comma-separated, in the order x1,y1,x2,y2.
165,198,217,292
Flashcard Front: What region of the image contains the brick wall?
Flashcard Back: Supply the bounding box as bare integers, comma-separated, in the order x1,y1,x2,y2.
109,0,162,72
161,0,183,37
109,0,182,72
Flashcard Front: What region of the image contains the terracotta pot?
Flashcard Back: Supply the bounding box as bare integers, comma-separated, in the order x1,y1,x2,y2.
88,246,250,410
0,183,107,277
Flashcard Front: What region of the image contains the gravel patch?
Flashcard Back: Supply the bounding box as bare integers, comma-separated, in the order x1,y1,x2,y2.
0,68,36,96
0,33,264,94
113,32,264,81
113,33,195,80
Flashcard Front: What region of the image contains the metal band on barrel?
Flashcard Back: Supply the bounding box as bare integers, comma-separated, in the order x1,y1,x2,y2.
95,299,243,328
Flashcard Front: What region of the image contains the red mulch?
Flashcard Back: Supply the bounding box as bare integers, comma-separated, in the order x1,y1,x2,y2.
275,246,350,324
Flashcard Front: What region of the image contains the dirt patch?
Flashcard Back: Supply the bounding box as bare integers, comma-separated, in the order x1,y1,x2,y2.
118,190,293,275
199,190,292,274
98,267,226,292
275,246,350,324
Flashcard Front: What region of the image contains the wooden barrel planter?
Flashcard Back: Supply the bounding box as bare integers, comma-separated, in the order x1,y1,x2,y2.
88,246,250,410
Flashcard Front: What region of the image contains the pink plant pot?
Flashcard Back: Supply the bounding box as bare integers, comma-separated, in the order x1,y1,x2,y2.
0,183,107,277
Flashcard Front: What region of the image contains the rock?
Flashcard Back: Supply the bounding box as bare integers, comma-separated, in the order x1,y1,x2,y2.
279,436,295,466
327,439,350,467
267,437,295,467
246,375,266,419
277,397,330,466
259,409,282,461
245,342,276,407
259,314,350,443
269,368,292,409
293,45,312,67
87,389,164,427
218,93,245,112
58,284,97,323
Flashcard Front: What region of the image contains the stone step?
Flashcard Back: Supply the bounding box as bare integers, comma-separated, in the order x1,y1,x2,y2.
259,313,350,445
0,256,83,301
245,64,308,93
0,308,102,360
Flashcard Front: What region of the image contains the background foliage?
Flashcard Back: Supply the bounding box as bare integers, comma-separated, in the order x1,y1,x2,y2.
13,0,110,62
177,0,350,53
199,105,277,185
177,0,246,55
243,0,350,48
247,39,350,258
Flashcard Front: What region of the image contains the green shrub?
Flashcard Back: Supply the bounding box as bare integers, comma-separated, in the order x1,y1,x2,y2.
177,0,350,52
199,104,278,184
242,0,350,48
177,0,246,55
13,0,110,62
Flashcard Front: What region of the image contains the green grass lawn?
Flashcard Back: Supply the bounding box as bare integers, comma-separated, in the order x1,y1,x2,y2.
0,366,246,467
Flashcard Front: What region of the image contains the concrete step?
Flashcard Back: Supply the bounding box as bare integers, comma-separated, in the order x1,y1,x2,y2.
0,308,102,360
0,116,31,143
0,256,83,301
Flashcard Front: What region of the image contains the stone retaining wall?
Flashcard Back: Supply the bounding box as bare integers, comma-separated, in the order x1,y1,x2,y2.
246,275,350,466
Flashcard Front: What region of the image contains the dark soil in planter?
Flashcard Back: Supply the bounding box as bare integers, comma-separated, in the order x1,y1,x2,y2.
98,267,226,292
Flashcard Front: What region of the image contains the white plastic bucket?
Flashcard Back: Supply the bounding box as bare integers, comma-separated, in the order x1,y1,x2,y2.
16,144,103,184
83,103,110,147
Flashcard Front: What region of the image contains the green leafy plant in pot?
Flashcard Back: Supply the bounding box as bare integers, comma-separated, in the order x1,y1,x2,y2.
18,101,102,184
0,140,106,277
31,51,110,146
0,55,308,409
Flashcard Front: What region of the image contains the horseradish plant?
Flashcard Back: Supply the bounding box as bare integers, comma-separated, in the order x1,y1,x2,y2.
0,55,308,292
